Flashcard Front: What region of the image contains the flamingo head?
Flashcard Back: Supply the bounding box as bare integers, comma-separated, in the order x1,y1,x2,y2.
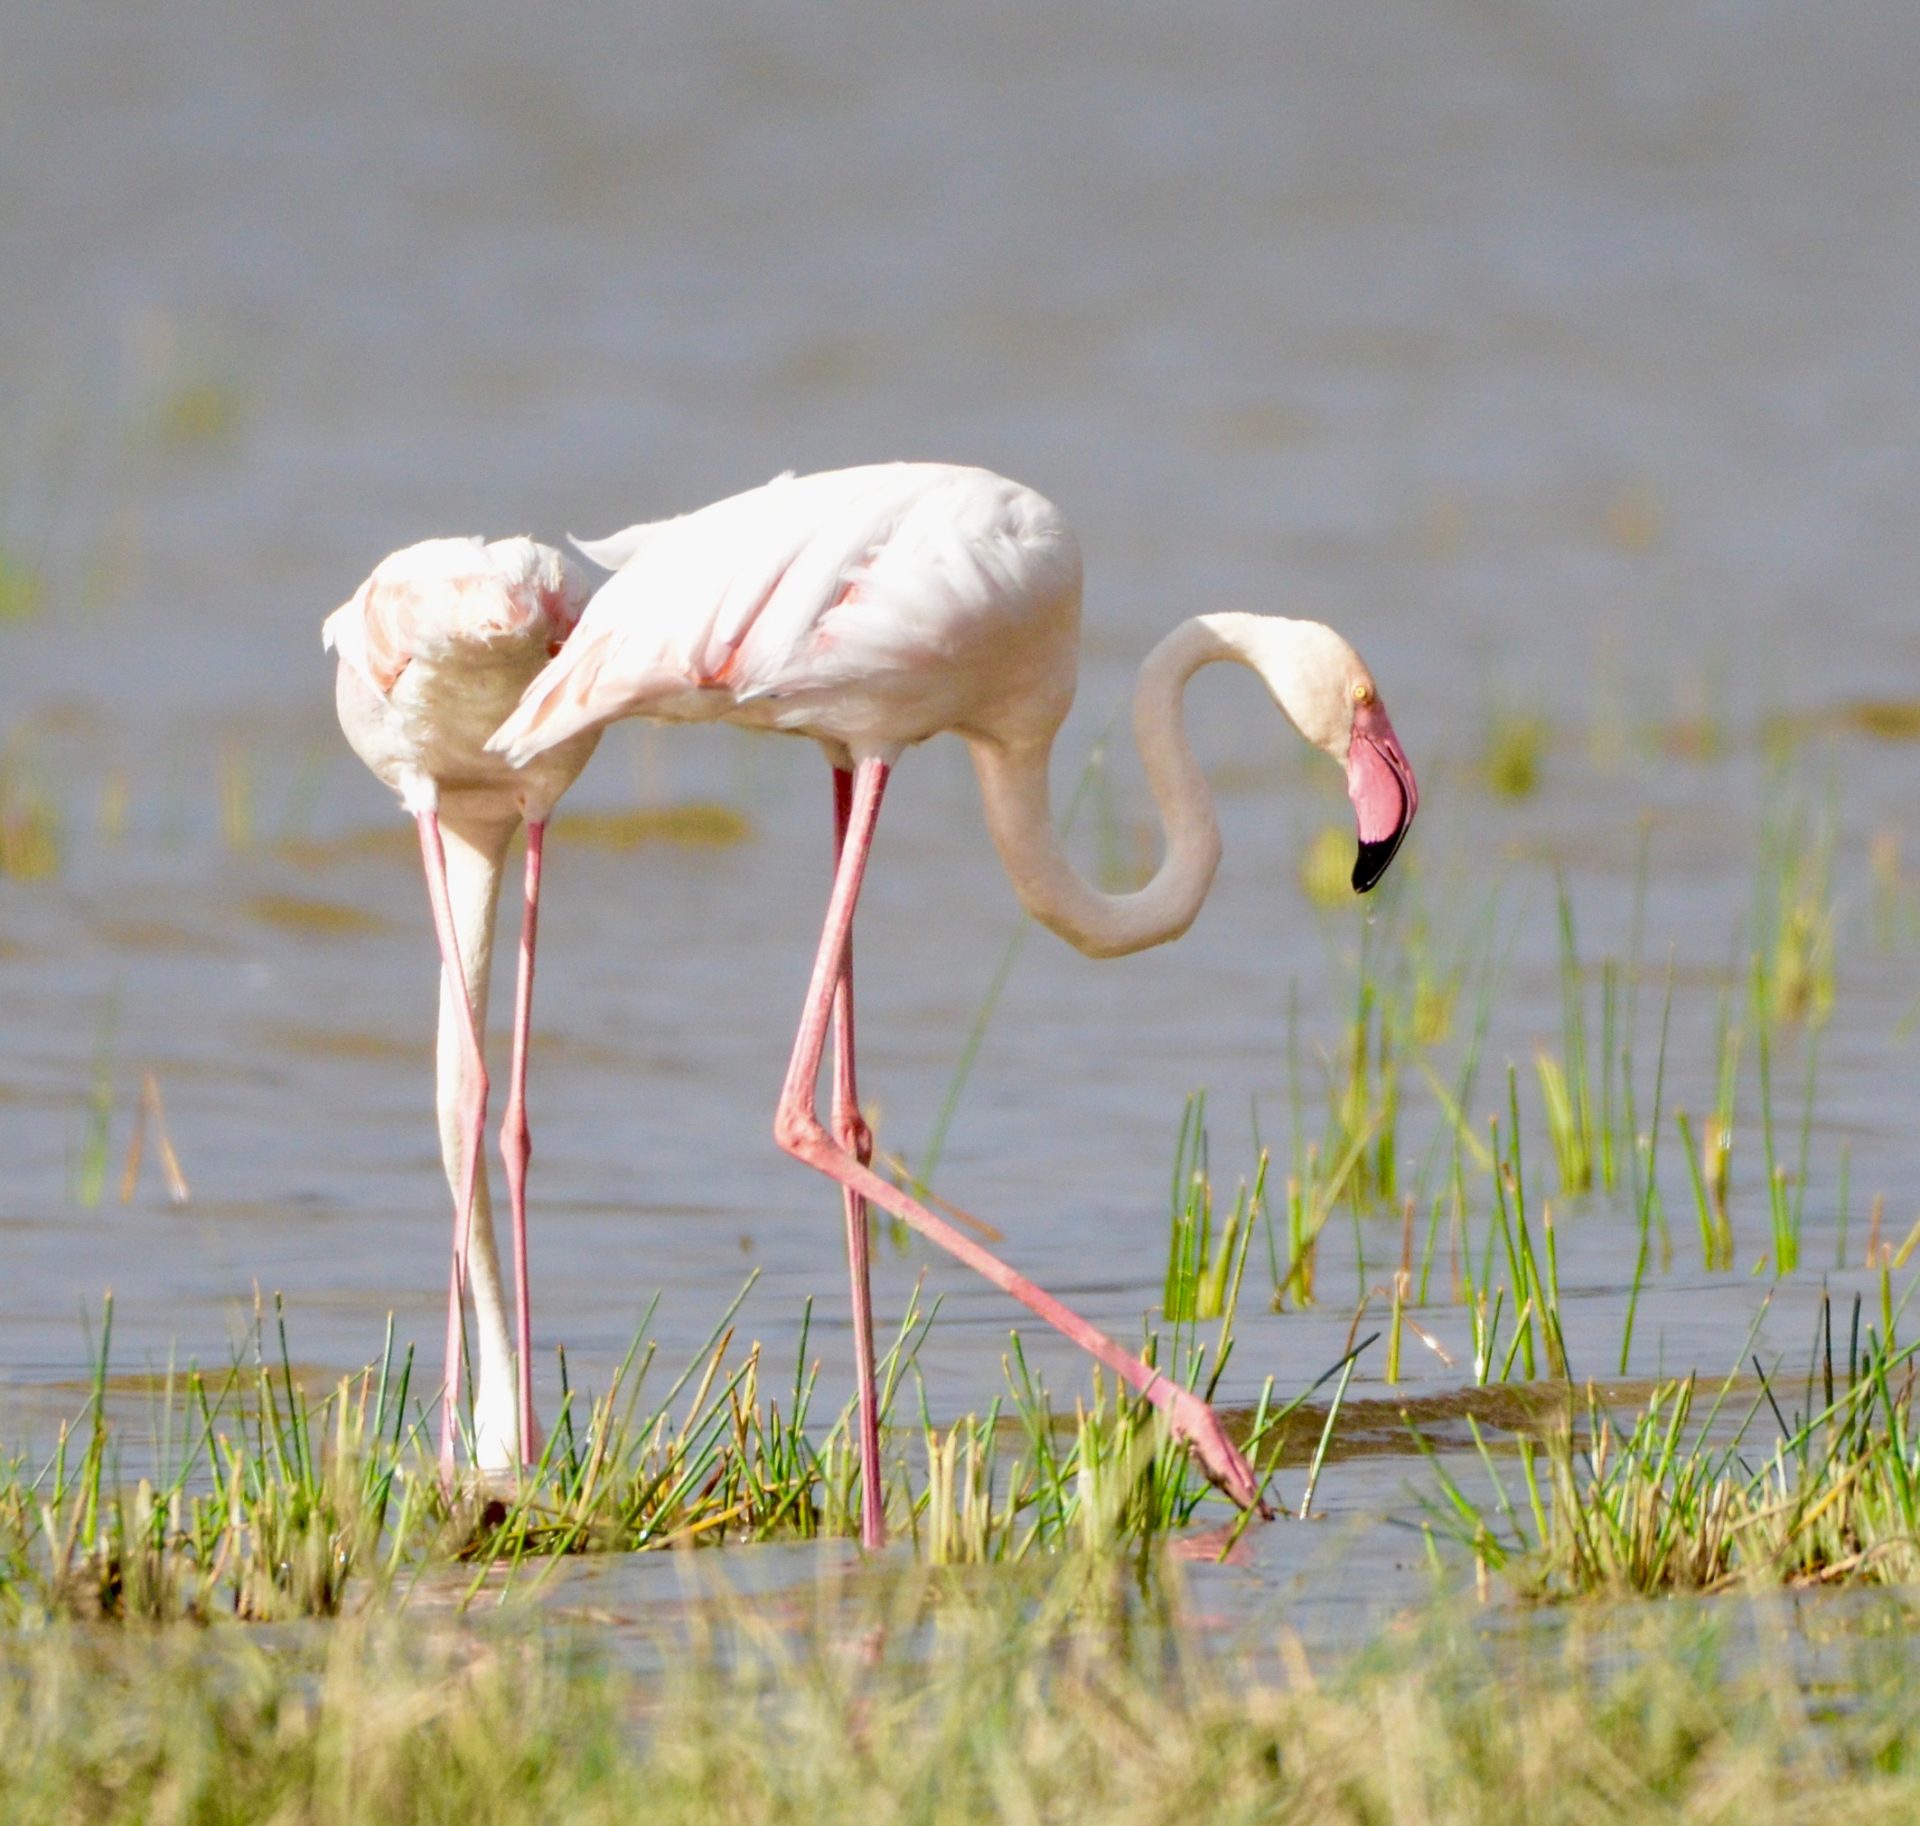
1343,681,1418,892
1241,618,1419,894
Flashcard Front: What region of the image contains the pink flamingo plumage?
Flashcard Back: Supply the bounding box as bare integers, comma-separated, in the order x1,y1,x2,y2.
326,536,600,1478
488,463,1418,1543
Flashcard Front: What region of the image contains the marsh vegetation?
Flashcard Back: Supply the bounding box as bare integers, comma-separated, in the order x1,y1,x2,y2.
7,684,1920,1820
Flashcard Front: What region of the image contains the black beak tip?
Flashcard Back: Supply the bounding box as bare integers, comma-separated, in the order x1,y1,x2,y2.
1351,834,1402,895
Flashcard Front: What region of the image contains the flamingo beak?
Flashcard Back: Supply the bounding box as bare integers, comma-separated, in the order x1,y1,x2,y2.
1346,698,1418,894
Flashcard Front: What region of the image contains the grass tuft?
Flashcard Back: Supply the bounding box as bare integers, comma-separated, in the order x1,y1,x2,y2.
1422,1292,1920,1598
550,804,753,849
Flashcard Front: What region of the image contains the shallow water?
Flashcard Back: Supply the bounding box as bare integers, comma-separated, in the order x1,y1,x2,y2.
4,0,1920,1631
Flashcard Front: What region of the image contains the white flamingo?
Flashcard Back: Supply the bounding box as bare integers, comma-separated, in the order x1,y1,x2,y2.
325,536,600,1478
488,463,1418,1544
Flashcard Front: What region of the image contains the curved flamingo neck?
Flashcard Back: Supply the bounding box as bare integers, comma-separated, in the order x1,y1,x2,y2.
970,614,1292,960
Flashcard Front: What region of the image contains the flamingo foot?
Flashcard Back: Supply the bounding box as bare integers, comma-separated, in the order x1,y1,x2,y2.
1160,1384,1270,1517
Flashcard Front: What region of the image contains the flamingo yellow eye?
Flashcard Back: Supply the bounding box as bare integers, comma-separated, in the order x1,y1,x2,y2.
1352,681,1374,707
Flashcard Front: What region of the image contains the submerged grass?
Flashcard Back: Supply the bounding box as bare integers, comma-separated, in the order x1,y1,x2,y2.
0,546,43,623
1482,704,1547,798
0,744,59,881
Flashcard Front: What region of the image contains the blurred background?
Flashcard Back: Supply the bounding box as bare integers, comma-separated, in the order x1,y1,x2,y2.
2,0,1916,1464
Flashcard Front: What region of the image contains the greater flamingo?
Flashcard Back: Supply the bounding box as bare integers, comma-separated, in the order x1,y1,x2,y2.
487,463,1418,1545
325,536,600,1479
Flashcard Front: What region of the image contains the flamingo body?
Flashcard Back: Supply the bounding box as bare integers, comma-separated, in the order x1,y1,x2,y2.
499,465,1082,767
489,464,1420,1539
326,536,598,818
326,535,601,1478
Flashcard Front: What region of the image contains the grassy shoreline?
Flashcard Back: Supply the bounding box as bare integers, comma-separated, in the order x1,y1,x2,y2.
0,1273,1329,1624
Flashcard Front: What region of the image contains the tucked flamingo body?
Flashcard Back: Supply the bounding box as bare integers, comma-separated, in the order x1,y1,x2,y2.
327,536,597,818
326,535,601,1478
490,463,1419,1542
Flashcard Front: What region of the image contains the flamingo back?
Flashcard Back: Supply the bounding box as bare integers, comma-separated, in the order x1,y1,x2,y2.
490,464,1083,766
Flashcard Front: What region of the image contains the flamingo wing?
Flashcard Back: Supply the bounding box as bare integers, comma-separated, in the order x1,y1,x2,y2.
491,465,1006,764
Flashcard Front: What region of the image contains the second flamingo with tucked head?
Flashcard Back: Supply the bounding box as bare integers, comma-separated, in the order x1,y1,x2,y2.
326,536,600,1479
488,462,1417,1544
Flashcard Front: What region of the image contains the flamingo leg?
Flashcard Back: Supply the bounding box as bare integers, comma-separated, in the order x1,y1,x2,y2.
830,767,885,1550
774,758,1269,1516
499,819,546,1470
416,810,491,1483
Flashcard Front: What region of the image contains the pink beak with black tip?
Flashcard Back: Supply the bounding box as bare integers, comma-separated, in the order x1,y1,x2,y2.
1346,697,1418,893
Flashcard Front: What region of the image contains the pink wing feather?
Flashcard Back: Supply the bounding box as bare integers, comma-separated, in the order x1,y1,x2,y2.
489,469,925,762
488,463,1075,767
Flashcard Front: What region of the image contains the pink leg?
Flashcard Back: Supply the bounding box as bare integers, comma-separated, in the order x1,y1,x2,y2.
831,767,885,1550
417,811,490,1483
774,759,1268,1516
500,820,546,1469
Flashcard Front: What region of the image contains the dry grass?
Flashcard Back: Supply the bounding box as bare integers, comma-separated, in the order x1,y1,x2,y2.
3,1564,1919,1825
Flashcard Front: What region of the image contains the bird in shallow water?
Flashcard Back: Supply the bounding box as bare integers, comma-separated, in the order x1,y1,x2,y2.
489,462,1418,1544
326,535,600,1479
